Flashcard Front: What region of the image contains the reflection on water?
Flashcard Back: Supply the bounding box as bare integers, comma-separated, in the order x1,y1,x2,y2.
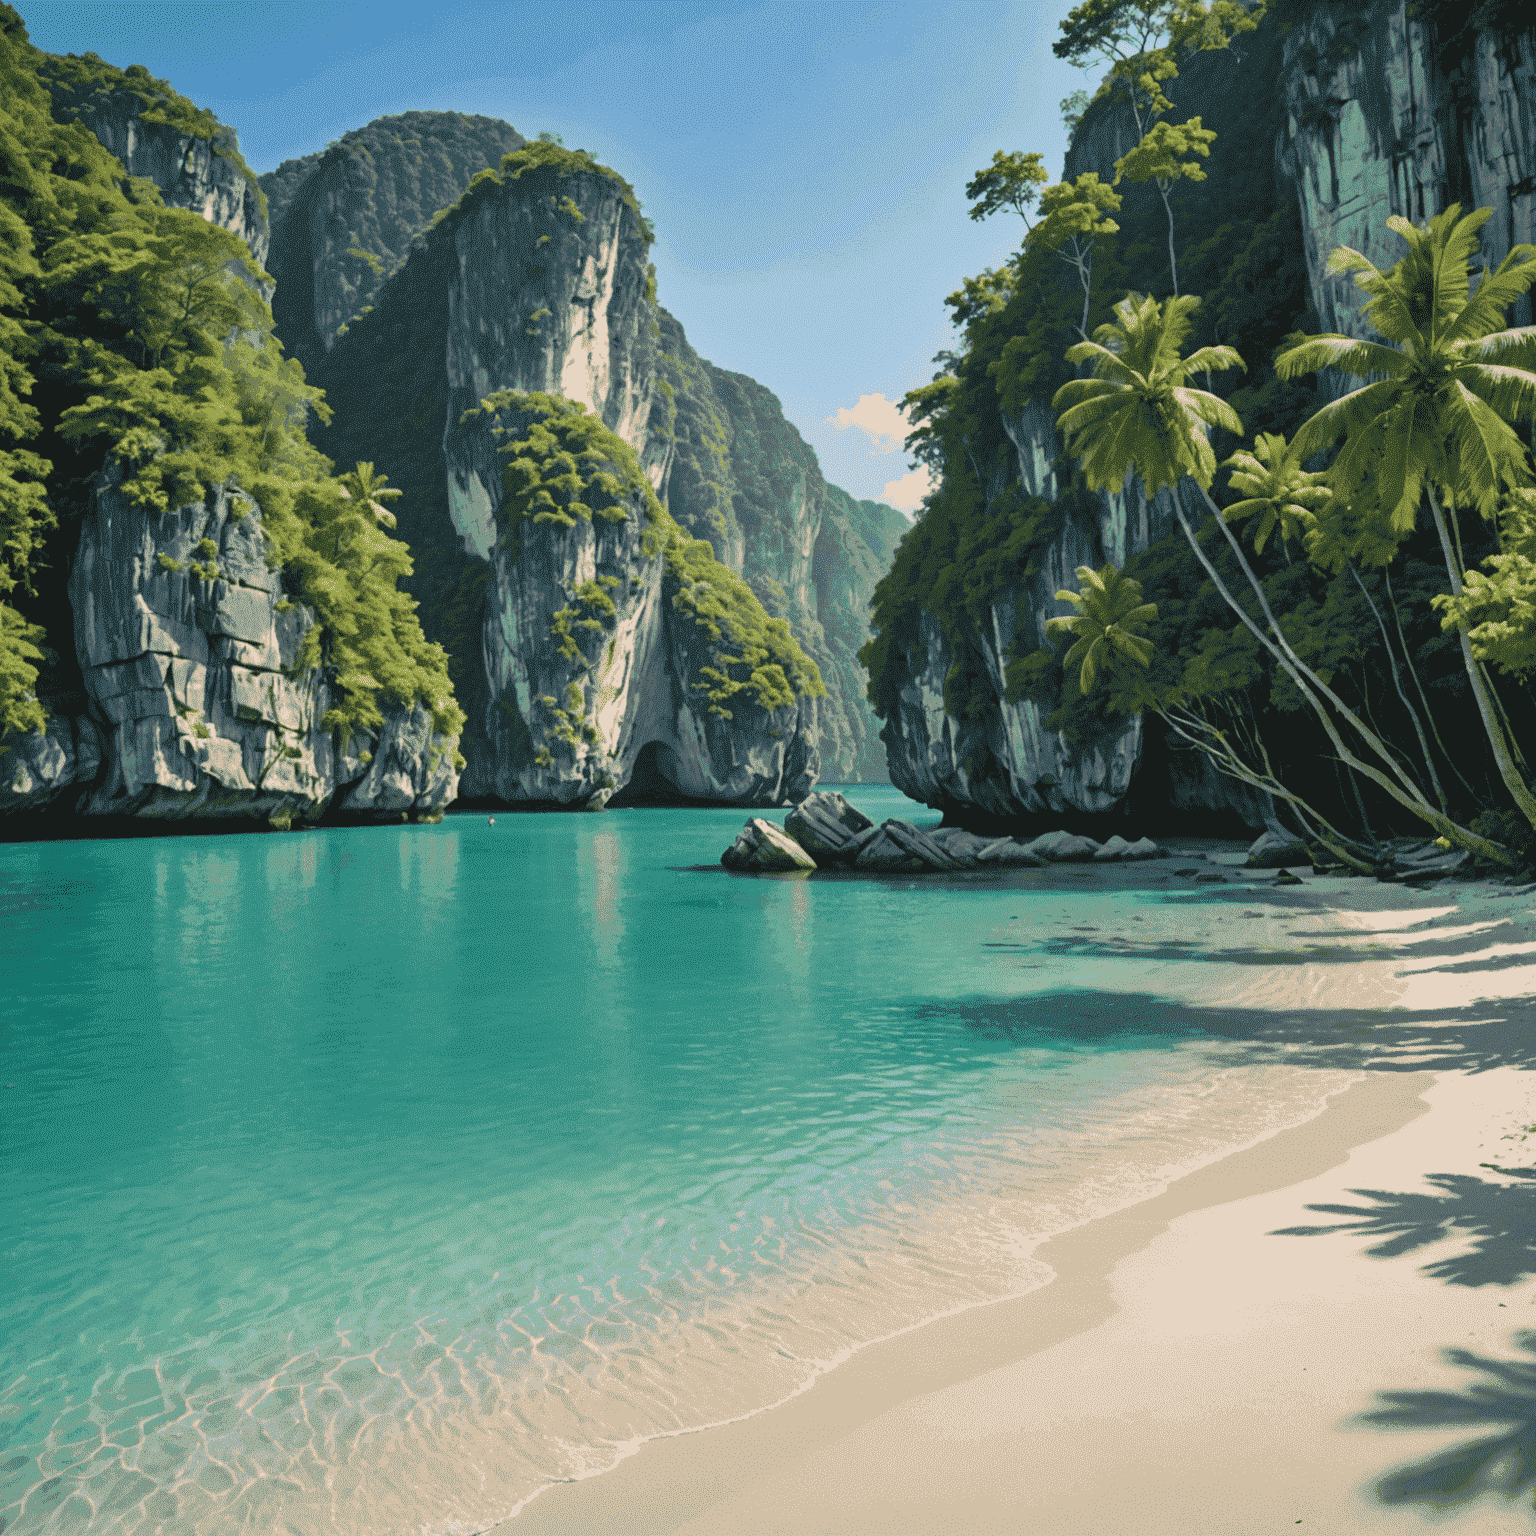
1,793,1393,1535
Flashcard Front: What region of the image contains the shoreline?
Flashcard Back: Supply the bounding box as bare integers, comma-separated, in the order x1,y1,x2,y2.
503,873,1536,1535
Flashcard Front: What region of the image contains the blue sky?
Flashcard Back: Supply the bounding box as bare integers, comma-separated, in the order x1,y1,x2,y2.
19,1,1090,511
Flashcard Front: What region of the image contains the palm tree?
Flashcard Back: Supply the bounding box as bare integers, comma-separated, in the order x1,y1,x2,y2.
1052,290,1512,864
1221,432,1330,558
340,461,401,529
1276,204,1536,829
1045,562,1155,691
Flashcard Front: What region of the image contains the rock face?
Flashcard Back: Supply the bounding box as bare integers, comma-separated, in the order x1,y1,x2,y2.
63,468,457,822
39,62,269,268
1278,2,1536,342
659,318,909,780
307,127,898,804
262,112,528,372
882,401,1173,822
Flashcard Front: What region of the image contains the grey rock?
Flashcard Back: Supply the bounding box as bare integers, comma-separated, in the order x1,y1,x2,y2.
1247,830,1310,868
1093,834,1133,861
785,790,874,861
854,819,965,872
65,468,460,823
976,837,1048,867
0,716,99,814
1025,830,1102,863
927,827,999,862
722,817,817,872
1122,837,1164,861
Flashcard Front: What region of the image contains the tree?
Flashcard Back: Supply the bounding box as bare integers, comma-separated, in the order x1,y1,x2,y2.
1025,176,1123,339
1052,289,1514,864
1220,430,1329,556
1053,1,1261,295
1046,561,1156,691
1276,204,1536,831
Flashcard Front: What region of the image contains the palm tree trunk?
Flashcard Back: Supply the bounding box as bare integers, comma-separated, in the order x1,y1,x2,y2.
1424,485,1536,828
1166,484,1513,864
1349,566,1449,812
1190,479,1440,812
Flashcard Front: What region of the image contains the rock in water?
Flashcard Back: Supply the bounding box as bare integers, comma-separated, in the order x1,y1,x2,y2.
854,819,965,872
722,818,817,872
1247,830,1310,868
784,790,875,862
1025,830,1102,863
975,837,1048,867
1122,837,1164,860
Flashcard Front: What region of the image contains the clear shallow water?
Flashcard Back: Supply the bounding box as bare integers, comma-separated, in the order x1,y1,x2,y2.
1,789,1358,1535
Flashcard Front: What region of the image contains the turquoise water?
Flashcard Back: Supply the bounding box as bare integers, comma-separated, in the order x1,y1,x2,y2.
1,790,1353,1535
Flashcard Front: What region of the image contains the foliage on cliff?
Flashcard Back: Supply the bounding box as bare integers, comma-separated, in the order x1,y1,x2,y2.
0,6,461,752
260,111,528,366
36,47,267,220
470,390,825,717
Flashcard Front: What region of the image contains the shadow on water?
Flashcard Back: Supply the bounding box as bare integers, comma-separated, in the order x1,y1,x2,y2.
1357,1332,1536,1513
918,990,1536,1076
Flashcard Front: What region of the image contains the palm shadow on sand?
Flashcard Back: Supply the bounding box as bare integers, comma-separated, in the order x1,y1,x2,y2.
1356,1332,1536,1512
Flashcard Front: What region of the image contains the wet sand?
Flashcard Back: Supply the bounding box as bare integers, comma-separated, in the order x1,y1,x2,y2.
506,854,1536,1534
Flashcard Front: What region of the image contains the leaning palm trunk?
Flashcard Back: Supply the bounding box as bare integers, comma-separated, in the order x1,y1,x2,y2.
1166,483,1513,865
1424,486,1536,826
1158,702,1376,872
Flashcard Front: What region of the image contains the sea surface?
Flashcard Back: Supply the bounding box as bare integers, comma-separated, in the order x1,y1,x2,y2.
2,788,1362,1535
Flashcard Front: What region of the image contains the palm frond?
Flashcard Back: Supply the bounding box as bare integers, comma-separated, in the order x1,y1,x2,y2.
1291,378,1403,459
1365,397,1429,535
1323,244,1380,281
1275,334,1404,381
1423,205,1489,339
1443,378,1531,518
1455,362,1536,425
1179,343,1246,379
1172,386,1244,437
1052,375,1123,410
1447,246,1536,343
1457,324,1536,366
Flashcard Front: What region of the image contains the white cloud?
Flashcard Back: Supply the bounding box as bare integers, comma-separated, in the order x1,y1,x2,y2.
881,465,937,516
826,392,910,453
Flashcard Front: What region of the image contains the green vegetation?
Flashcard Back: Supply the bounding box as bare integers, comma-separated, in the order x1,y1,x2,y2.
36,49,267,221
261,111,529,370
863,0,1536,862
0,7,461,757
470,390,823,729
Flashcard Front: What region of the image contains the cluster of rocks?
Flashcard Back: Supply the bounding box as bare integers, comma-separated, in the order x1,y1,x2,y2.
1245,828,1474,882
720,791,1168,874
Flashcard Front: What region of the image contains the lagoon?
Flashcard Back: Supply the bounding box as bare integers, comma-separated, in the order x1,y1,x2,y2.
2,788,1362,1535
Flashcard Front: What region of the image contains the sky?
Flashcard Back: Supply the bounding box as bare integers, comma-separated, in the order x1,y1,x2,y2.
18,0,1093,512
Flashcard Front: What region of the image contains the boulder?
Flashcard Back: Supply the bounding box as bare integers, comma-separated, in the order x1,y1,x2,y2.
854,818,965,872
784,790,875,862
1247,829,1310,868
722,817,818,872
976,837,1048,867
1122,836,1164,860
1025,830,1102,862
1092,835,1166,861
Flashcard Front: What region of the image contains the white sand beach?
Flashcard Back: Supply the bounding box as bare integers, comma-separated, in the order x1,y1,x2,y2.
507,858,1536,1534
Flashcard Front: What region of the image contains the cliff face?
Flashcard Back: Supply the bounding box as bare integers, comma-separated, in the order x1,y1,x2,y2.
309,124,898,801
66,469,456,822
658,315,908,780
882,400,1169,821
870,20,1321,832
1278,1,1536,338
261,112,528,372
39,60,269,267
1,52,457,830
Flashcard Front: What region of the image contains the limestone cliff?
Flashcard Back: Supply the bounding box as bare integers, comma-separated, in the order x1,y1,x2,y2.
261,112,527,373
308,128,895,802
1,42,457,830
66,467,456,822
1277,0,1536,339
869,17,1320,832
37,52,269,267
